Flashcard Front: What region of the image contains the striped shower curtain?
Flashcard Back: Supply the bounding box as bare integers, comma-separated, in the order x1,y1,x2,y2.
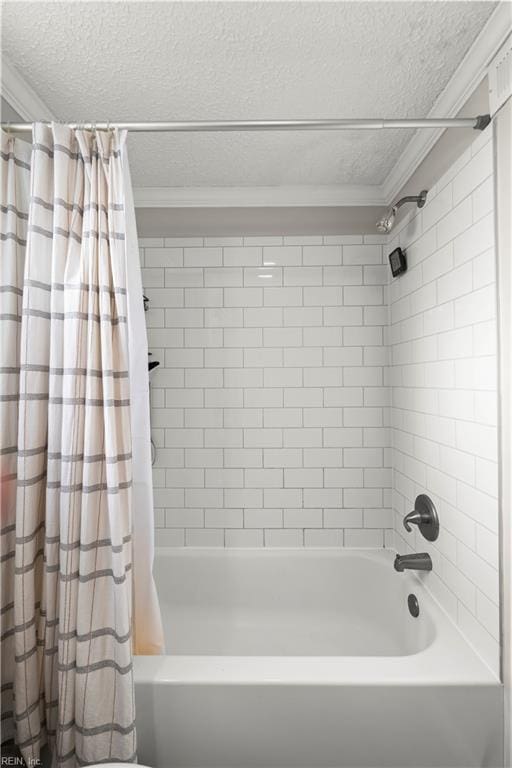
0,124,162,767
0,126,30,752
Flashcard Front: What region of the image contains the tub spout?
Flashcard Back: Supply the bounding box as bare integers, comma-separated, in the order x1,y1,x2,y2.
394,553,432,572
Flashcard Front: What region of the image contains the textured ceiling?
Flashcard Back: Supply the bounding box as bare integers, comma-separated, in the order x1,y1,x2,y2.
1,1,496,188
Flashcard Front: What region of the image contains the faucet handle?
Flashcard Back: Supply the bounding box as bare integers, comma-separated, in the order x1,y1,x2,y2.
402,495,439,542
403,510,423,532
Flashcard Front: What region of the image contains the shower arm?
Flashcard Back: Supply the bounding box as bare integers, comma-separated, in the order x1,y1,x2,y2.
0,116,491,133
391,191,429,213
393,194,425,210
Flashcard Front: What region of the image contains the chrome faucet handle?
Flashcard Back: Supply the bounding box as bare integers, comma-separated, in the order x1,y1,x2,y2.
402,495,439,542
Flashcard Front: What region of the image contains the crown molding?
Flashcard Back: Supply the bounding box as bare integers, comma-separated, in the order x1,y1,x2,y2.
383,2,512,203
1,56,55,121
133,184,386,208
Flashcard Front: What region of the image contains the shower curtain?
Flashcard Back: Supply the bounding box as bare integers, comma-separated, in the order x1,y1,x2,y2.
0,124,163,767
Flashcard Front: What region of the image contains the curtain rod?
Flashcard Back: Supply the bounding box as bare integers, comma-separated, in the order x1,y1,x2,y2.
1,115,492,132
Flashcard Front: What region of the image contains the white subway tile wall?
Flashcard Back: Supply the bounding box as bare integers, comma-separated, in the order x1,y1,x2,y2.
141,235,391,550
388,127,499,675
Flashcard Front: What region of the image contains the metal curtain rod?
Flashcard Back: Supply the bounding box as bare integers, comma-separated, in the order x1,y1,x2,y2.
1,115,492,132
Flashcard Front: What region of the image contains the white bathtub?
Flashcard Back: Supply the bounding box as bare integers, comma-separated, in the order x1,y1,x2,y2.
135,548,503,768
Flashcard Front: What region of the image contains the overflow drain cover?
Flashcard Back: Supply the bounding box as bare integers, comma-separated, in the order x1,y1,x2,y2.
408,593,420,618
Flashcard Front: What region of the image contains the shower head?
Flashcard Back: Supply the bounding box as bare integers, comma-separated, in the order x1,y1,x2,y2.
376,207,397,233
376,190,428,233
